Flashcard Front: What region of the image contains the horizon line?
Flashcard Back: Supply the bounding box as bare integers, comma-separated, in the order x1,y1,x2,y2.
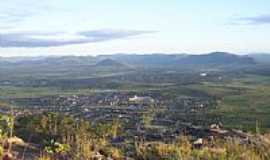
0,51,269,58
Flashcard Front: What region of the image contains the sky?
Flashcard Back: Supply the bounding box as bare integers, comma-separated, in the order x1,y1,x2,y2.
0,0,270,57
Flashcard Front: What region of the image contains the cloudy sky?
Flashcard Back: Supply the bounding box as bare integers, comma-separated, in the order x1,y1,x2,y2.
0,0,270,56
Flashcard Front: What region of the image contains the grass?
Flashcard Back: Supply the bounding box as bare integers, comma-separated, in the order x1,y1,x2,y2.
0,86,106,98
188,74,270,132
0,81,173,99
135,135,270,160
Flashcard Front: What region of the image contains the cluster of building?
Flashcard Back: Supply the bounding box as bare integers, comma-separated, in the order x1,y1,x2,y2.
4,91,231,146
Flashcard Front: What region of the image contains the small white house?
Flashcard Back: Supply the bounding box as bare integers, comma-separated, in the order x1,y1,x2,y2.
129,95,155,104
200,73,208,77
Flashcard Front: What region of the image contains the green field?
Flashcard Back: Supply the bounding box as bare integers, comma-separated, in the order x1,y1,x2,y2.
1,64,270,133
188,74,270,132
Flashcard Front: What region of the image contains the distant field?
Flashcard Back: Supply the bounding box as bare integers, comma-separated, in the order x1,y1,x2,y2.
0,86,86,98
0,82,172,99
1,63,270,133
188,74,270,132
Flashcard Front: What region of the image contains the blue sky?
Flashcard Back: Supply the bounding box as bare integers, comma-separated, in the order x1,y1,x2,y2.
0,0,270,56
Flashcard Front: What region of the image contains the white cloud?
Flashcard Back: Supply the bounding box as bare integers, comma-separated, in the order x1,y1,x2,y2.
0,29,155,48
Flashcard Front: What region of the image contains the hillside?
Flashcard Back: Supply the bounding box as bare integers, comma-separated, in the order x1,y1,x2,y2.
178,52,255,65
97,52,256,67
0,52,257,68
248,53,270,64
97,54,187,66
95,58,126,67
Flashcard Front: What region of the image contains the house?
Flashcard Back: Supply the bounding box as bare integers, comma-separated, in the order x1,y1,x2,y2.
128,95,155,104
200,73,207,77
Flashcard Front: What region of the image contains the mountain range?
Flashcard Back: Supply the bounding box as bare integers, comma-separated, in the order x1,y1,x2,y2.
0,52,265,68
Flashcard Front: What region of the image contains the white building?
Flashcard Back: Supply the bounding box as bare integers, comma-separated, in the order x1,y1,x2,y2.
129,95,155,104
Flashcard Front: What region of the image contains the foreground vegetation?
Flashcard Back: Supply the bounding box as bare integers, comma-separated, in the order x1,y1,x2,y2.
0,113,269,159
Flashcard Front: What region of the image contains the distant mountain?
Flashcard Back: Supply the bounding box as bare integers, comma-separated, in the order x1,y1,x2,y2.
248,54,270,64
177,52,255,65
95,59,125,67
97,52,255,67
0,52,256,68
39,56,96,65
97,54,187,66
0,56,96,66
0,56,48,63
